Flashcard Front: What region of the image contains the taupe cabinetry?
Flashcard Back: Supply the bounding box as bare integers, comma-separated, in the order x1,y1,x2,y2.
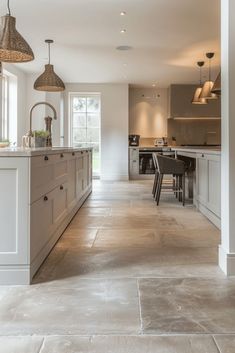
168,84,221,118
0,148,92,285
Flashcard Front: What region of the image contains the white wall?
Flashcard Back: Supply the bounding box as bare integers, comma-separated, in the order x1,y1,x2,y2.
129,87,168,138
64,83,129,181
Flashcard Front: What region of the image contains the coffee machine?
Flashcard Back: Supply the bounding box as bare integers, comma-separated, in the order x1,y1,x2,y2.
129,135,140,146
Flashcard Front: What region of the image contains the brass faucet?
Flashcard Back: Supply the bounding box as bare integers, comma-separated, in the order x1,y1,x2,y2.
26,102,57,147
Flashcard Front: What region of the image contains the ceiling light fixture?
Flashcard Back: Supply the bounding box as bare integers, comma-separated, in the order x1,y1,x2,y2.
199,53,218,100
116,45,132,51
211,71,221,95
120,29,126,34
34,39,65,92
152,84,156,87
120,11,126,16
0,0,34,62
192,61,208,105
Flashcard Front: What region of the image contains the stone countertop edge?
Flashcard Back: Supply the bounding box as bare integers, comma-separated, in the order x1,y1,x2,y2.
0,146,93,157
172,147,221,155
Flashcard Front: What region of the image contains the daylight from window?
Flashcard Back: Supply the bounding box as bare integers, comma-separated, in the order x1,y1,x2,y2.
70,94,101,176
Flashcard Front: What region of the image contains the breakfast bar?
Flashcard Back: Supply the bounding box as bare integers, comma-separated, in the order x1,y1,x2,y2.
173,147,221,228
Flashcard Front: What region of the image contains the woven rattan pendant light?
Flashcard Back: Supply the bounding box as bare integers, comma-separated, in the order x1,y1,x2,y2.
0,0,34,62
199,53,218,100
192,61,208,104
34,39,65,92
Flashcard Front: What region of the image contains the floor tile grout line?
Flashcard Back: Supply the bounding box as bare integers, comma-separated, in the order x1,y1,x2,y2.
37,337,45,353
136,278,144,335
212,335,222,353
91,229,100,248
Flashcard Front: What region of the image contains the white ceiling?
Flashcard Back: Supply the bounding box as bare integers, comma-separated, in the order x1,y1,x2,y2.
0,0,220,87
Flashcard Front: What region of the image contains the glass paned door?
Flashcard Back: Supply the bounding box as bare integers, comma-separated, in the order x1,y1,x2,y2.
70,94,101,177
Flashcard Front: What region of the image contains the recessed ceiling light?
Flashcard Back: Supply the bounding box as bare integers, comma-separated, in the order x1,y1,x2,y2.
120,29,126,34
116,45,132,51
120,11,126,16
123,63,128,67
152,84,156,87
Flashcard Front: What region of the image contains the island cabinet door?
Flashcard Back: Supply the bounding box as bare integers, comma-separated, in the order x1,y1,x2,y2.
30,182,68,262
76,153,84,199
88,150,93,186
67,155,77,211
83,151,89,191
197,154,208,207
207,156,221,217
0,158,30,265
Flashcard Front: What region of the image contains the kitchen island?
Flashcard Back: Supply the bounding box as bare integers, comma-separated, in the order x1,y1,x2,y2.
0,147,92,285
173,147,221,229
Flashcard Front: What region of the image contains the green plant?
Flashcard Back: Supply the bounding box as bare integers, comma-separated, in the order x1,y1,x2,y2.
0,139,10,143
33,130,49,138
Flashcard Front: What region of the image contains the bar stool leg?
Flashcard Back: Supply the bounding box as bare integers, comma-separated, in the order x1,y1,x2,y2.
152,170,158,196
156,173,163,206
182,173,185,206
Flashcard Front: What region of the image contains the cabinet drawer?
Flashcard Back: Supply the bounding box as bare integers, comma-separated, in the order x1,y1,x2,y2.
30,181,68,262
31,153,69,203
31,155,56,203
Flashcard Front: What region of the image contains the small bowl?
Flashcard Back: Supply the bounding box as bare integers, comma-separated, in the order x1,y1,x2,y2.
0,142,10,148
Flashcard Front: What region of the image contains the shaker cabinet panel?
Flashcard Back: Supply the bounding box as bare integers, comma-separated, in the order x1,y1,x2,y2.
208,159,221,217
67,158,77,210
197,156,208,206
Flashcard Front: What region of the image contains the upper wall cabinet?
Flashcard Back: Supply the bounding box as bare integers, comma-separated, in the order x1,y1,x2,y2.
168,84,221,119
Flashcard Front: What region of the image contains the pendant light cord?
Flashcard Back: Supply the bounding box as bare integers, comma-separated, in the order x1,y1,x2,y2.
209,58,211,82
48,42,51,64
7,0,11,15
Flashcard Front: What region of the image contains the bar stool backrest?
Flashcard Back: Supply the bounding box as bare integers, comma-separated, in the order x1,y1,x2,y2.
156,154,186,175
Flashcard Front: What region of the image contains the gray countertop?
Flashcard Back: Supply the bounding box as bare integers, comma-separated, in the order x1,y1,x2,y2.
0,146,93,157
172,146,221,155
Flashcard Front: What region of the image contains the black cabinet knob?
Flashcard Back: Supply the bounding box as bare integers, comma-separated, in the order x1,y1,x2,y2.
202,154,204,158
44,156,49,161
44,196,48,201
60,153,64,158
60,185,64,190
72,152,75,156
81,151,83,154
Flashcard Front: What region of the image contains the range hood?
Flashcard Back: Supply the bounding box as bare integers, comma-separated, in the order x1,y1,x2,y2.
168,84,221,119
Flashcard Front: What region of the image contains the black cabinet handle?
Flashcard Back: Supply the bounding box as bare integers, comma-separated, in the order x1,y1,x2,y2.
60,153,64,158
72,152,75,156
86,150,88,153
81,151,83,154
44,156,49,161
202,154,204,158
60,185,64,190
44,196,48,201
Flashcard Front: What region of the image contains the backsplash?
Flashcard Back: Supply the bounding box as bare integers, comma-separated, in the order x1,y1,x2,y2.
167,119,221,146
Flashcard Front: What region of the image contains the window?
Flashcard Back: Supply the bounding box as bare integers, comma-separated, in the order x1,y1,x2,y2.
0,69,17,145
70,93,101,177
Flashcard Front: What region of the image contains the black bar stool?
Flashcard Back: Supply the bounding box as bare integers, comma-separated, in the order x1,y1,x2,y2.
152,153,186,206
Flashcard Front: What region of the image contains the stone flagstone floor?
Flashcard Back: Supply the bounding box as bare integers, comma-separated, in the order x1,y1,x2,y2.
0,180,234,352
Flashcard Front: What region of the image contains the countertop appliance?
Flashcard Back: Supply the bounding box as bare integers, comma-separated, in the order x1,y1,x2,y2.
129,134,140,146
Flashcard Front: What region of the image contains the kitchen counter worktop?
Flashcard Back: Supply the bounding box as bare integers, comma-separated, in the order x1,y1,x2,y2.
0,146,93,157
172,146,221,156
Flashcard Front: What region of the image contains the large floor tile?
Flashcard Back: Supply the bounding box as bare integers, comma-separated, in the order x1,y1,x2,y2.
56,229,98,249
139,278,235,334
0,336,43,353
213,335,235,353
0,279,140,335
41,335,219,353
94,229,161,248
34,247,219,284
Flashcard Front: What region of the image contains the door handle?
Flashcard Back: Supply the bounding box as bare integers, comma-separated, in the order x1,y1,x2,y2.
60,185,64,190
44,156,49,161
44,196,48,201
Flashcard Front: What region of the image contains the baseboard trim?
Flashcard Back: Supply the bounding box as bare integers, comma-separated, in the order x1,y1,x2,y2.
198,202,221,229
0,266,30,285
219,245,235,276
